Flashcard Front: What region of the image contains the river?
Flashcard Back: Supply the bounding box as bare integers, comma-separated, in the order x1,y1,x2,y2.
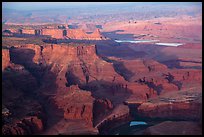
114,40,183,47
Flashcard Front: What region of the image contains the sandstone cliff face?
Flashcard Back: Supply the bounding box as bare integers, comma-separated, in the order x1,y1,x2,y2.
42,43,98,63
11,43,150,134
125,61,202,98
103,57,187,99
137,101,201,120
95,104,131,134
41,29,64,39
110,58,168,82
40,43,125,86
7,43,128,133
54,85,95,126
22,29,36,35
2,63,45,135
10,44,42,64
3,40,201,135
7,27,105,40
38,44,128,127
123,65,202,124
2,49,11,71
2,116,44,135
93,98,113,118
67,28,105,40
169,69,202,83
10,43,197,127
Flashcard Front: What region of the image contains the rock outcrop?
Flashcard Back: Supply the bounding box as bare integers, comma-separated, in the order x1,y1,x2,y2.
137,101,201,120
5,27,106,40
6,43,131,135
41,29,64,39
2,116,44,135
2,49,11,71
67,28,105,40
55,85,95,126
2,50,45,135
93,98,113,118
22,29,36,35
2,37,202,135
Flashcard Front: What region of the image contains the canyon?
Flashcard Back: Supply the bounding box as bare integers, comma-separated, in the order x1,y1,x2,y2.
2,2,202,135
2,39,202,135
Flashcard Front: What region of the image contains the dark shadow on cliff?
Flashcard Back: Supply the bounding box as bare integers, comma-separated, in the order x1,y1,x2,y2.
8,46,64,133
160,59,202,69
64,74,133,127
100,56,134,81
96,43,147,60
81,80,132,126
131,44,202,70
2,66,42,127
163,72,182,90
42,33,147,60
65,70,81,87
9,47,45,86
102,30,136,41
66,78,132,102
135,78,164,96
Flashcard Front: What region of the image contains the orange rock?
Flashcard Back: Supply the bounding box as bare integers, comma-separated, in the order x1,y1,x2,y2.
137,101,201,120
67,28,105,40
22,29,35,35
42,29,64,39
2,49,11,71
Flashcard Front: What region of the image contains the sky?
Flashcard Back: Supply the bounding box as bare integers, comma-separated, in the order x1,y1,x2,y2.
2,2,201,12
2,2,130,11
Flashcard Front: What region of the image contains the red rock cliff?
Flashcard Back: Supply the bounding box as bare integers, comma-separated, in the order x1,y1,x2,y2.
67,28,105,40
2,49,11,71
